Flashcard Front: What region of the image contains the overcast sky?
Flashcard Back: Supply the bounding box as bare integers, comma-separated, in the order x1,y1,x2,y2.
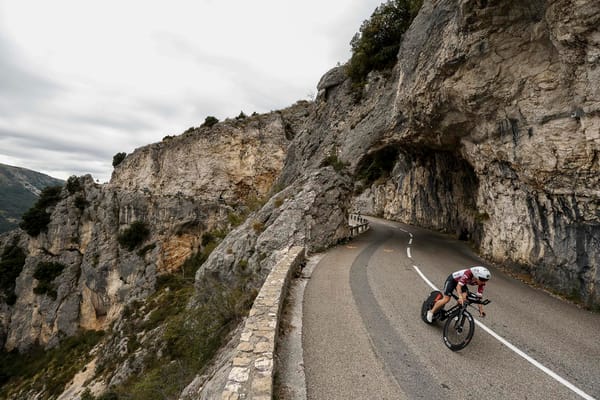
0,0,383,183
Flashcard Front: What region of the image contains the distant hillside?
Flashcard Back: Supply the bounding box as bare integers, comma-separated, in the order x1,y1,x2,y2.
0,163,64,233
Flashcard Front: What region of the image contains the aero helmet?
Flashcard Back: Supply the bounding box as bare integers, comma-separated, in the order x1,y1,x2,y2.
471,266,491,281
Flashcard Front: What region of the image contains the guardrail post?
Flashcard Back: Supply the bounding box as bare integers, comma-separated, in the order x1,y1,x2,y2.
348,213,369,239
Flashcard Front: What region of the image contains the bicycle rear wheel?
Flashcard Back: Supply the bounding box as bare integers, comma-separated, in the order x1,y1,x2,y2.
443,310,475,351
421,290,443,324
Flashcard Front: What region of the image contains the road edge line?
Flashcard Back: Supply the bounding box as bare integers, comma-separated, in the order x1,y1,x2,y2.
412,265,595,400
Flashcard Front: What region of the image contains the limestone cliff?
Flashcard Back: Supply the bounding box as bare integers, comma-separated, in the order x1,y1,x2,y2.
256,0,599,307
0,103,312,353
346,0,599,306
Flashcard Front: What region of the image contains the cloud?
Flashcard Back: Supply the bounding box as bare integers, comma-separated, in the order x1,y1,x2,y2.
0,33,63,114
0,0,384,183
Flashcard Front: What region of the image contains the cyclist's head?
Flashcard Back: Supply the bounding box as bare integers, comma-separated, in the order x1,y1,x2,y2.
472,266,491,282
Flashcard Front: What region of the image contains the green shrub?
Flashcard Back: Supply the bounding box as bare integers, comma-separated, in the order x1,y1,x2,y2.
20,208,51,237
321,154,346,172
0,330,104,399
227,211,244,227
33,261,66,299
112,152,127,167
19,186,63,237
201,116,219,128
36,186,63,209
201,232,215,246
74,196,89,211
66,175,82,194
346,0,422,91
180,231,220,279
117,221,150,251
0,242,26,305
81,389,95,400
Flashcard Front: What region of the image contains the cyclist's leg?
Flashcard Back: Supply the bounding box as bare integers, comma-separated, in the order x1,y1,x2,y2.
430,275,455,314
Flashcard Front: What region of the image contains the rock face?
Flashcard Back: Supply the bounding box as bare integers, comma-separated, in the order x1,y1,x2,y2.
346,0,599,305
111,106,310,202
267,0,599,306
0,103,312,352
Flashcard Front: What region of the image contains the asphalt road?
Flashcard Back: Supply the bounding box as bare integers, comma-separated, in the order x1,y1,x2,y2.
302,217,600,400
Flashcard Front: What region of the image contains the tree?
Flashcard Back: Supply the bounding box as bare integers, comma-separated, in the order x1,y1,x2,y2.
66,175,82,194
112,152,127,167
346,0,423,89
201,116,219,128
19,186,63,236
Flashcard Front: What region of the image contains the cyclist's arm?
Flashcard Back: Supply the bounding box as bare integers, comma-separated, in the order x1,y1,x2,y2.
475,284,486,316
455,284,467,303
476,283,486,316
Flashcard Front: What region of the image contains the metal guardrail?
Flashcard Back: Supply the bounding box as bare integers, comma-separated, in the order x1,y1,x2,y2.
349,213,369,237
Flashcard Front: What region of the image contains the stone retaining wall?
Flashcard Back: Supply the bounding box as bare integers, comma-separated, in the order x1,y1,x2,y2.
220,246,305,399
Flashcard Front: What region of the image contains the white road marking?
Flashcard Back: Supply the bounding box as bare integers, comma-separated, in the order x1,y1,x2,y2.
406,247,412,259
412,265,595,400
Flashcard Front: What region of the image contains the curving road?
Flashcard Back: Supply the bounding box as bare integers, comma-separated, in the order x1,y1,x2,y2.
302,217,600,400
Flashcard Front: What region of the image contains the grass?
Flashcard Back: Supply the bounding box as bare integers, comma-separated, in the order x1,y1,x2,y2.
0,330,105,399
100,272,257,400
93,228,258,399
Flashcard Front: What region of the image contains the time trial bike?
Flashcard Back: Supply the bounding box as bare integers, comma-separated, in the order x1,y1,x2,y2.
421,290,490,351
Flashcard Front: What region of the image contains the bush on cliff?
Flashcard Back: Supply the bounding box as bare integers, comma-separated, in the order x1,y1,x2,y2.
112,152,127,167
346,0,422,91
117,221,150,251
201,116,219,128
0,242,26,305
33,261,66,300
66,175,82,194
19,186,63,237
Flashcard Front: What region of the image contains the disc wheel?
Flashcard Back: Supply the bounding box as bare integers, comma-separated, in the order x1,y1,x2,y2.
421,291,442,324
443,310,475,351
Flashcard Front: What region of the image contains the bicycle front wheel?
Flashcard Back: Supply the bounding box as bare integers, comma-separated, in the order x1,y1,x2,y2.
443,310,475,351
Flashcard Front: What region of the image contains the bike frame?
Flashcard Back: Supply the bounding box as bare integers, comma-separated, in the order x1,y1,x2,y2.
422,289,491,350
434,292,490,322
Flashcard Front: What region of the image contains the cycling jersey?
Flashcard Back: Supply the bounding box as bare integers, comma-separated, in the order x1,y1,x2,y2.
442,268,486,296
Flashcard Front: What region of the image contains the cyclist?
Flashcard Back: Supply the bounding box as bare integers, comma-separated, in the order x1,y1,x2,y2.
426,266,491,323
